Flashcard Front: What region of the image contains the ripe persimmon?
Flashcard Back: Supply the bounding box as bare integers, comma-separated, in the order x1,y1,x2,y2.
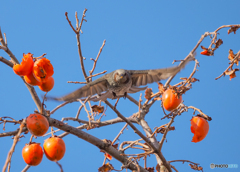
43,136,66,161
13,53,34,76
38,76,54,92
162,89,182,111
24,72,42,86
191,116,209,143
22,143,43,166
26,113,49,136
33,58,54,82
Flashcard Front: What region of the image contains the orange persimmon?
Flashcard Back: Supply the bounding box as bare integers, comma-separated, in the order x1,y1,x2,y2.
13,53,34,76
38,76,54,92
26,113,49,136
33,58,54,82
162,89,182,111
22,143,43,166
24,72,42,86
43,136,66,162
190,116,209,143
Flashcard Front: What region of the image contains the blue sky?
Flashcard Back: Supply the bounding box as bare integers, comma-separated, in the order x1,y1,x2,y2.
1,1,240,172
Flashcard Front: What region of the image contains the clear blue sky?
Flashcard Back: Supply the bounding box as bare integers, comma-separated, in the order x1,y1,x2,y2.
1,1,240,172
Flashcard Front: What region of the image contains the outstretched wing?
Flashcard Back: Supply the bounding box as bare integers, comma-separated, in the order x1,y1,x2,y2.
54,74,110,102
128,58,192,86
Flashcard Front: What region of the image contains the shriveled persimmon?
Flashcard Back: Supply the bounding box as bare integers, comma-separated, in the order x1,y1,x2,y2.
43,136,66,161
162,89,182,111
38,76,54,92
26,113,49,136
33,58,54,82
13,53,34,76
24,72,42,86
22,142,43,166
191,116,209,143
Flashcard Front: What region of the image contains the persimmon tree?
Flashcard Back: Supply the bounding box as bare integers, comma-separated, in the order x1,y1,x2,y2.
0,9,239,172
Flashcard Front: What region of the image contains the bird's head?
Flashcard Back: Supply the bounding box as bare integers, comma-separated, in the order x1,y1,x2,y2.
114,69,129,83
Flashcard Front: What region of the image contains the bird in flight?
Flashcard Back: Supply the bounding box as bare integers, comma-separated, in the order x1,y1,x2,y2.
53,57,193,102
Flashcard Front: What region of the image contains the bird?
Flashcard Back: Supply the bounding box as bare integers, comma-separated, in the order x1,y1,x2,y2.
52,57,193,102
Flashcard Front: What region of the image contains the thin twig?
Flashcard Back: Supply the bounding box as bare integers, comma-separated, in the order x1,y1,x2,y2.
2,119,26,172
89,40,106,81
215,50,240,80
67,81,87,84
76,96,91,119
21,165,30,172
56,162,64,172
159,114,176,151
104,100,159,154
87,70,107,80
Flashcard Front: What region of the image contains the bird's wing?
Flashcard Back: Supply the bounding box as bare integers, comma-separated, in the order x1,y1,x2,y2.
128,58,192,86
54,74,109,102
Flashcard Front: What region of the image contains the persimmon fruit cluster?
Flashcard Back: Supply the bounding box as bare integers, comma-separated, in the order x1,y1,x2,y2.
13,53,54,92
23,113,66,166
162,89,182,111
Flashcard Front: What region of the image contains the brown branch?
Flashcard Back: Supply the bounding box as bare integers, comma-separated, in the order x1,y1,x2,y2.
0,127,28,138
169,159,199,165
89,40,106,81
188,106,211,121
65,12,77,34
0,56,13,67
126,94,142,107
159,114,176,151
182,58,199,87
59,117,138,138
21,165,30,172
77,9,87,32
171,165,178,172
2,119,26,172
104,100,161,159
112,123,128,145
67,81,87,84
50,101,72,115
0,28,19,64
56,162,64,172
215,50,240,80
76,96,91,119
87,70,107,80
103,123,128,165
65,10,89,82
48,117,148,172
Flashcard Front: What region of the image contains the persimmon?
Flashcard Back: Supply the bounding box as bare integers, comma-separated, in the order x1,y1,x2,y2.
13,53,34,76
190,116,209,143
200,46,211,56
38,76,54,92
200,50,211,56
43,136,66,161
26,113,49,136
24,72,42,86
33,58,54,82
162,89,182,111
22,143,43,166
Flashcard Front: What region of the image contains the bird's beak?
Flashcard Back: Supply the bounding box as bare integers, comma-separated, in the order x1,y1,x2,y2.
120,76,123,78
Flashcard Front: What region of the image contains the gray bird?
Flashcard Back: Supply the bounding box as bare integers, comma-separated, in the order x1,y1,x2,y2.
53,58,192,102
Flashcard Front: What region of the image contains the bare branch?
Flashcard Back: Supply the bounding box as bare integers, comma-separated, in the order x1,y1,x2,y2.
2,119,26,172
89,40,106,81
21,165,30,172
48,117,148,172
0,56,13,67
